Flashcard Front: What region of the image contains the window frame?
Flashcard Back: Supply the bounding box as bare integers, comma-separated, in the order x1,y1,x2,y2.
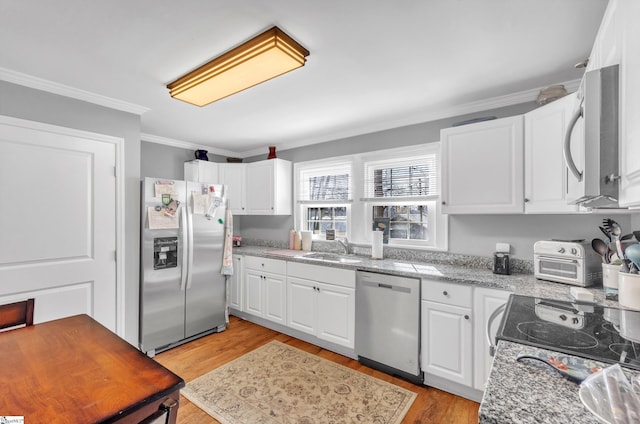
361,144,445,250
294,159,353,240
294,143,447,250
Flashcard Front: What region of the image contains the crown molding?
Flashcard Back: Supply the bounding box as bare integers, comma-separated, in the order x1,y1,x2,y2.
2,65,580,158
237,78,582,156
141,133,239,158
0,67,149,115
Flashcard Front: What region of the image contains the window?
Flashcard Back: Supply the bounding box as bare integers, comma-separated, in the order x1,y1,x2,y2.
295,161,352,238
294,144,446,250
306,206,347,236
363,145,444,248
372,204,429,240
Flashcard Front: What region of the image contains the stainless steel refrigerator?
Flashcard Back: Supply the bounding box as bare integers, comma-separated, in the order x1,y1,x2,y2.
139,177,227,356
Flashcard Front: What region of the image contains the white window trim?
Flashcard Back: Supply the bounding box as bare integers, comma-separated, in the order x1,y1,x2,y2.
294,158,353,239
294,143,448,251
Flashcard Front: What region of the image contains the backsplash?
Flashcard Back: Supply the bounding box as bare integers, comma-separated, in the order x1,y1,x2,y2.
240,238,534,274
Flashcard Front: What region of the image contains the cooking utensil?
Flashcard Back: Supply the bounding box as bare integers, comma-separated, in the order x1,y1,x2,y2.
592,238,610,263
599,226,612,242
622,234,635,241
603,218,624,259
625,244,640,273
516,352,601,384
634,231,640,242
609,240,638,261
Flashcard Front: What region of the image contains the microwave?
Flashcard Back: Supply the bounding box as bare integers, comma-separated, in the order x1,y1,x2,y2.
564,64,620,208
533,240,602,287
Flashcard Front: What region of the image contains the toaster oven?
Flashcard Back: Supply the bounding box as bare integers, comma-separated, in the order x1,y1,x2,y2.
533,240,602,287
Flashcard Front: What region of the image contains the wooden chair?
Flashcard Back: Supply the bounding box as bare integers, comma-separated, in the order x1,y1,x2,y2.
0,298,35,330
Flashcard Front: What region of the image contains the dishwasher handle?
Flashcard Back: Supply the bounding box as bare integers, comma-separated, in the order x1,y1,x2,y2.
359,280,411,293
486,303,506,357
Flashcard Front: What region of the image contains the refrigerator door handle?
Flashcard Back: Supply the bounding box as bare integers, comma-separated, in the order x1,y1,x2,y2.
180,204,188,291
186,192,194,289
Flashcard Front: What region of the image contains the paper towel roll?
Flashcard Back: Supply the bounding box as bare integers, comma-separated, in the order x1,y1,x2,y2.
301,231,312,251
371,230,383,259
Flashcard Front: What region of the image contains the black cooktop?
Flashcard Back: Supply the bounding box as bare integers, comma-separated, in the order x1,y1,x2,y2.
497,295,640,370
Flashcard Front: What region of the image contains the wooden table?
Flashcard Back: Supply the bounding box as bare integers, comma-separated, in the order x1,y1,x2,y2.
0,314,185,423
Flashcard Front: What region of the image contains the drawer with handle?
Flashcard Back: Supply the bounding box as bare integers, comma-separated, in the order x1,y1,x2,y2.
244,255,286,274
421,279,472,308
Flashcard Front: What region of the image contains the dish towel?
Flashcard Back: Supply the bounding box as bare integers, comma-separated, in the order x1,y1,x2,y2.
221,207,233,324
221,207,233,276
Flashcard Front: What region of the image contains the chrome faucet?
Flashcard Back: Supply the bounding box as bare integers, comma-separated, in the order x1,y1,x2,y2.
336,237,350,254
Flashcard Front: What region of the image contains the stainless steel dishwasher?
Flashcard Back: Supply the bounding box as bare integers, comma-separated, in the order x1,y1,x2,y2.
355,270,423,384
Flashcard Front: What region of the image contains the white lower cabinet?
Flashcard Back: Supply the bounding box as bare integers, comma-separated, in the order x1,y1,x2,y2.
473,287,511,391
243,256,286,325
421,280,473,387
287,262,355,349
421,279,511,401
228,255,243,311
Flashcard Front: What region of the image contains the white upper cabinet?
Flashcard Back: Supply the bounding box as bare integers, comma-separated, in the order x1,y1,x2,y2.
217,158,292,215
184,159,218,182
586,0,620,72
440,116,524,214
617,0,640,207
245,158,292,215
584,0,639,207
218,163,247,214
524,93,583,213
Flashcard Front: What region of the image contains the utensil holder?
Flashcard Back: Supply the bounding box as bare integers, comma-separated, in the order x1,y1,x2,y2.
618,272,640,310
602,263,620,300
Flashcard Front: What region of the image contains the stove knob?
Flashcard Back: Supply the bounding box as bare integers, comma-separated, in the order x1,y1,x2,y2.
572,317,580,324
571,248,578,255
558,247,566,254
559,314,567,321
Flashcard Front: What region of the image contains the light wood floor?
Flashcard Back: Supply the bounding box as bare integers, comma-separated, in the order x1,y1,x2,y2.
155,316,480,424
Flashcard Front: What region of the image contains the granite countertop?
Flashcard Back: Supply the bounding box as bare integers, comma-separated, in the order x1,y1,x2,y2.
235,244,631,423
233,245,617,307
479,340,640,424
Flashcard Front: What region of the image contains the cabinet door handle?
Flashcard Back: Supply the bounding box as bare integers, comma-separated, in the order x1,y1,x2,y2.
464,315,470,320
441,201,447,205
443,291,448,296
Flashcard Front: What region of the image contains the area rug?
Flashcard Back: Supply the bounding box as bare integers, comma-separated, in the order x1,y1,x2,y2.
181,341,417,424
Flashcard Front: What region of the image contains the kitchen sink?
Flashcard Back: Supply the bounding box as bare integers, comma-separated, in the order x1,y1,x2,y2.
301,252,362,264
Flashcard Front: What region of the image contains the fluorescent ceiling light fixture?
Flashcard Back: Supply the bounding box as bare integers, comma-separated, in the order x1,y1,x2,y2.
167,26,309,106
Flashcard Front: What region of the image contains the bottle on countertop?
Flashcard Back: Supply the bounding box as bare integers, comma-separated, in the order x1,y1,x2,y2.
294,231,302,250
289,229,295,250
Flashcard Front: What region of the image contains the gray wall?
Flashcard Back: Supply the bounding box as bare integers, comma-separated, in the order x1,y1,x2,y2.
141,100,639,260
141,141,227,180
0,80,141,344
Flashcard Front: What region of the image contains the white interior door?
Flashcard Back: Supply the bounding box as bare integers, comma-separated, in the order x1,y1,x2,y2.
0,118,118,331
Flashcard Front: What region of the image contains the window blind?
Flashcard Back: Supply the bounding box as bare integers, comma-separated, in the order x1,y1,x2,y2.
363,153,439,199
298,162,352,203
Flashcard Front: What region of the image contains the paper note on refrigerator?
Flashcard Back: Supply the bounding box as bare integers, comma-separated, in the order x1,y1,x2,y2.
192,192,209,215
154,181,176,198
147,206,179,229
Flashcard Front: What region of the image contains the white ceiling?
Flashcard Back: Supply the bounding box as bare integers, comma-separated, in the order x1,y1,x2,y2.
0,0,608,157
